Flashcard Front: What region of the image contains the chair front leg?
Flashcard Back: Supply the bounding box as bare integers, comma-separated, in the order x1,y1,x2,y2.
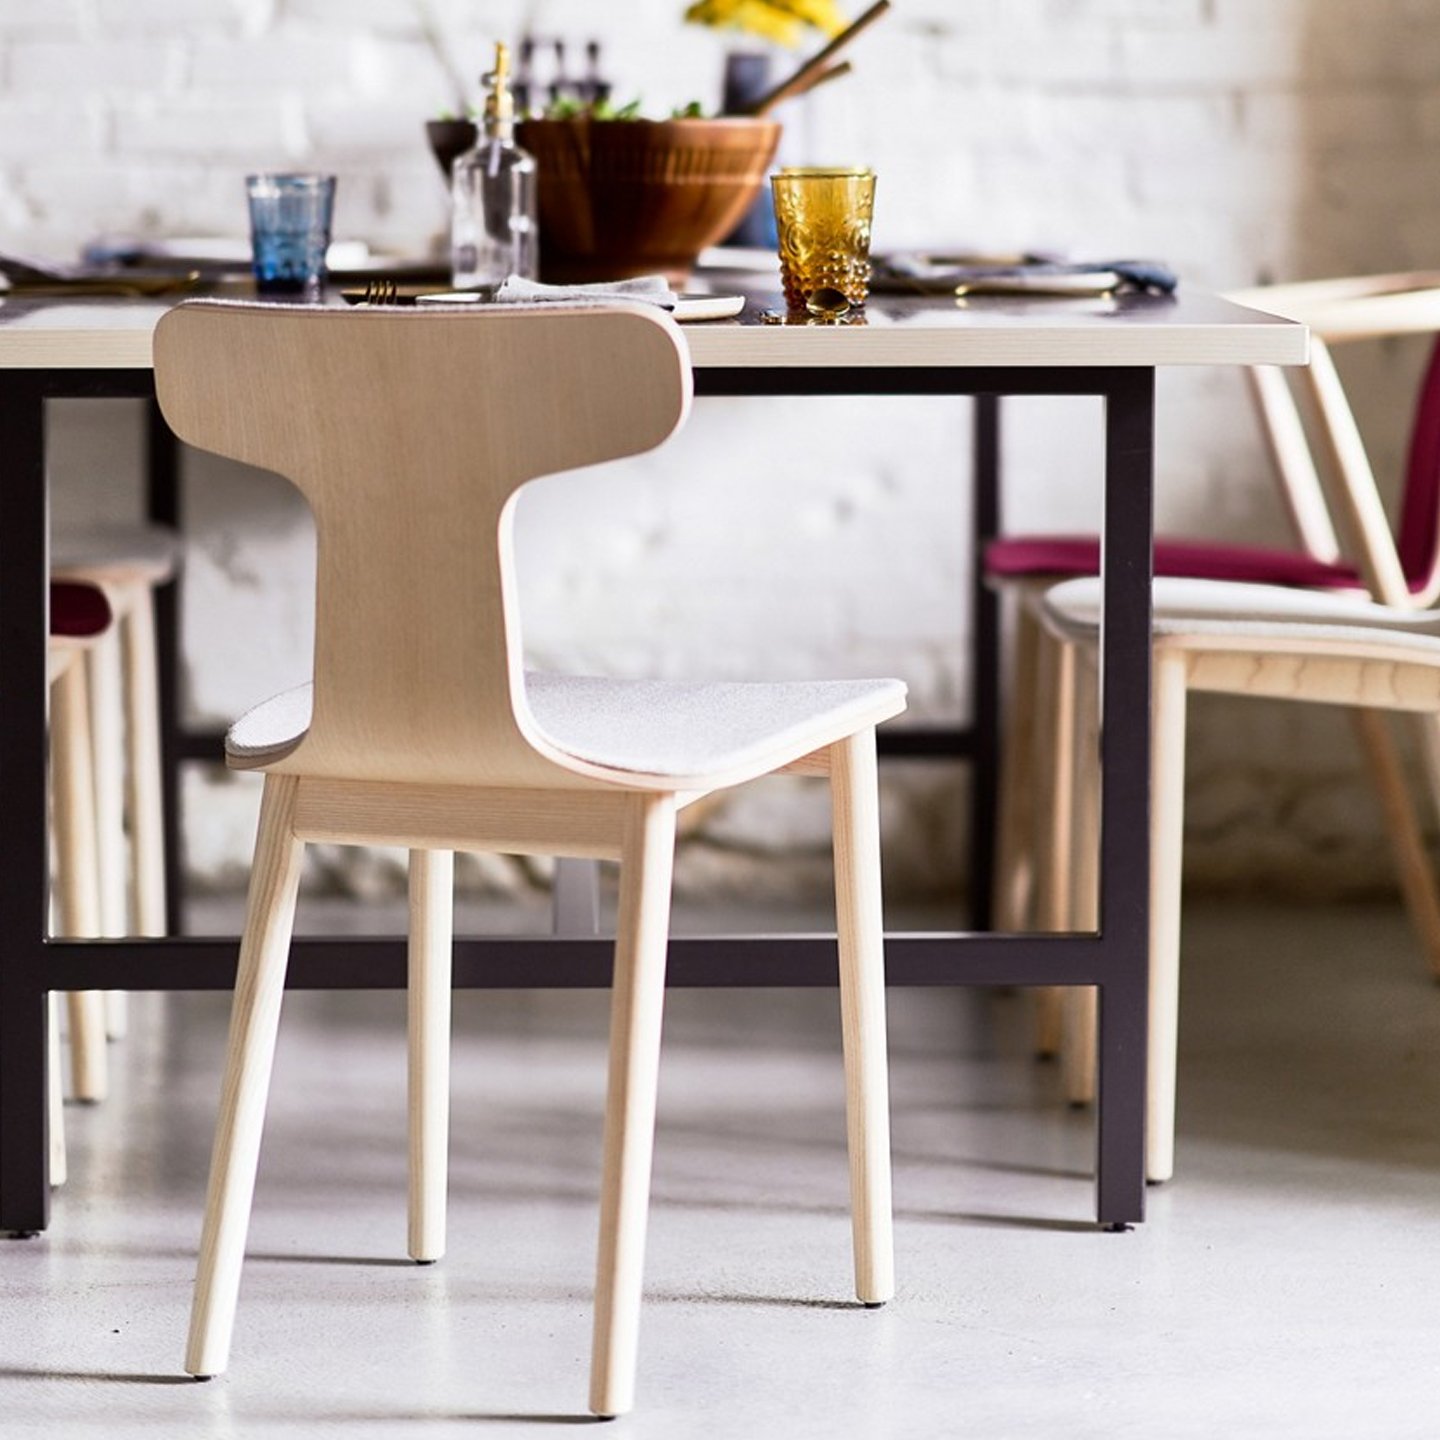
408,848,454,1264
186,772,305,1379
830,727,895,1307
589,794,677,1420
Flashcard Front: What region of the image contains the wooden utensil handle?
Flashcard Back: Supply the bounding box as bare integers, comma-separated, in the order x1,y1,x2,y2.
756,60,853,115
744,0,891,118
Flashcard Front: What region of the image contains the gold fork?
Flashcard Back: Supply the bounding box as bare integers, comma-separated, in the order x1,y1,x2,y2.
362,277,399,306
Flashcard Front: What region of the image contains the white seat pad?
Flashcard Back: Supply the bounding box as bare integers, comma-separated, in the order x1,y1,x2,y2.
51,522,181,582
1043,576,1440,657
226,672,906,779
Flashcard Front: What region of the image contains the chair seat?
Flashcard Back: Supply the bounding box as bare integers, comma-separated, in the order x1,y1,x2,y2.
226,672,908,780
984,533,1369,590
1042,576,1440,657
51,523,181,585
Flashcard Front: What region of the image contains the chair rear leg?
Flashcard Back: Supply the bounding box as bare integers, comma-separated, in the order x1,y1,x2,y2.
830,728,895,1306
1358,710,1440,979
186,773,304,1379
589,795,677,1420
408,848,454,1264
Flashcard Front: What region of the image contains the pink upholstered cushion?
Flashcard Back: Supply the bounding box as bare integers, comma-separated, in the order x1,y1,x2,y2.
984,534,1366,590
50,581,112,638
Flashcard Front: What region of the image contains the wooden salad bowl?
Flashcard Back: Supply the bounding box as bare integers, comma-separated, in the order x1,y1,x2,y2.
514,117,782,284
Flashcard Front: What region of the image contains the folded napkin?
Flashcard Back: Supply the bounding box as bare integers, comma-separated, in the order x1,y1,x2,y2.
0,248,202,296
492,275,680,309
873,253,1178,296
0,249,82,283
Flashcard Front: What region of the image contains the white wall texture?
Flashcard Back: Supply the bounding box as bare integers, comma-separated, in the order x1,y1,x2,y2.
11,0,1440,906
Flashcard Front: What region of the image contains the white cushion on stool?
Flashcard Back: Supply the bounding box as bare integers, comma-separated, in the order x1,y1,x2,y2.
51,523,182,584
226,672,907,779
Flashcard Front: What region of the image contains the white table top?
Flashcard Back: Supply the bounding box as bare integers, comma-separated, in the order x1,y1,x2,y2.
0,290,1308,371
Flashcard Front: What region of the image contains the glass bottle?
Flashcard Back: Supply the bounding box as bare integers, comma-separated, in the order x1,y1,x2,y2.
451,42,538,291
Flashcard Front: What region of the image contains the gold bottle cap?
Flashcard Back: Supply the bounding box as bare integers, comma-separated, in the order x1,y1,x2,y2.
484,42,515,131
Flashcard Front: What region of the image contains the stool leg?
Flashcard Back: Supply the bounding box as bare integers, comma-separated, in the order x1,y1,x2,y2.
408,849,454,1264
185,774,304,1378
87,627,129,1040
52,657,108,1103
1032,630,1077,1058
589,795,676,1420
831,728,894,1306
122,585,168,937
992,599,1042,932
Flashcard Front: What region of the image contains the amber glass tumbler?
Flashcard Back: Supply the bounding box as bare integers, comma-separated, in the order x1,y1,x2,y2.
771,167,876,315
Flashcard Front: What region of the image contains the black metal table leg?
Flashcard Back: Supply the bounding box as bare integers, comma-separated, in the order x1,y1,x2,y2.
969,395,1002,930
0,376,54,1232
1094,368,1156,1228
144,401,185,936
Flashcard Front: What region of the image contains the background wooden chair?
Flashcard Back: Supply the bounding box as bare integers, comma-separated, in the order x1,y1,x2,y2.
154,299,904,1418
1040,574,1440,1181
989,274,1440,1088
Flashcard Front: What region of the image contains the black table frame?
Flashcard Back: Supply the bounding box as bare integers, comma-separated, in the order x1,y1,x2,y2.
0,362,1153,1236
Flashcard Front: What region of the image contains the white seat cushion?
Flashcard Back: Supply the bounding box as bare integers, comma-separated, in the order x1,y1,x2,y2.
225,672,907,780
51,522,181,583
1042,576,1440,658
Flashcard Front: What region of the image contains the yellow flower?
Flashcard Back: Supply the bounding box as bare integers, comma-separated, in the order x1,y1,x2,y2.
685,0,848,46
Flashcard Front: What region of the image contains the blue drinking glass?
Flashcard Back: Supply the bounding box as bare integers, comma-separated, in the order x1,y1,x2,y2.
246,173,337,296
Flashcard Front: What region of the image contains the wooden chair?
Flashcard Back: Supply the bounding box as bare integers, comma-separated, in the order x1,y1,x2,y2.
1040,574,1440,1182
154,299,904,1417
989,273,1440,1091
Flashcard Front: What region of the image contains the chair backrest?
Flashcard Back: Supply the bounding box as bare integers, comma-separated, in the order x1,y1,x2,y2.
1235,274,1440,610
1396,336,1440,599
155,300,691,789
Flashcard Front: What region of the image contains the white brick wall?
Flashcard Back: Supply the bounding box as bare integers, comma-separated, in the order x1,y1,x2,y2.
13,0,1440,902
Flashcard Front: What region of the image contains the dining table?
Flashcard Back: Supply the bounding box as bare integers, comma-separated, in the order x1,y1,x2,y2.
0,282,1308,1237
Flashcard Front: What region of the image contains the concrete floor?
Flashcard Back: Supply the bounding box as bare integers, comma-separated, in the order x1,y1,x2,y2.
6,898,1440,1437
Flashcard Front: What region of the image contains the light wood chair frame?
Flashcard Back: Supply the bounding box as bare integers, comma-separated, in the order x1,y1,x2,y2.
1039,274,1440,1146
154,301,900,1418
